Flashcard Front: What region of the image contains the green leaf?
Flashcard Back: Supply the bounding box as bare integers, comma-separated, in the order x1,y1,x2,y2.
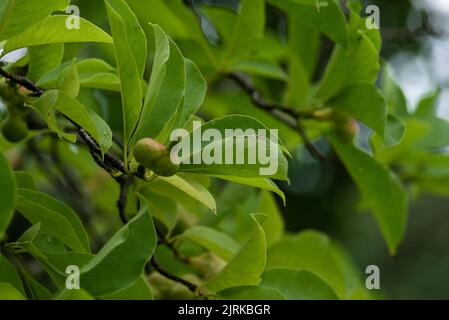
229,59,287,80
80,195,156,296
0,150,16,238
105,0,146,76
260,268,339,299
55,288,93,300
218,285,285,300
56,61,80,98
223,0,265,66
0,0,69,41
267,230,367,299
212,175,285,205
133,24,185,143
175,115,289,181
328,83,386,137
256,191,284,247
16,188,90,252
27,44,65,82
0,254,25,297
268,0,348,48
204,213,266,293
180,226,240,261
17,189,90,251
370,114,405,149
2,15,113,56
414,89,441,118
30,90,113,155
105,0,145,148
331,137,408,254
0,282,26,300
145,175,217,214
172,59,207,130
76,59,120,91
14,171,36,190
99,276,153,300
38,58,120,92
316,33,379,101
381,63,408,116
13,224,93,288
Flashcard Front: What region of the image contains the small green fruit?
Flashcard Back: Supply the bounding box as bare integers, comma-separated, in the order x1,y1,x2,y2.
133,138,179,177
151,155,179,177
336,118,359,142
1,116,28,143
134,138,167,167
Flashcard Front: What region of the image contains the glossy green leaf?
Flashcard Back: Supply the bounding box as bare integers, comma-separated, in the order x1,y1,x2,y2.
17,189,90,251
329,83,386,137
331,137,408,254
0,150,16,238
267,230,368,299
172,59,207,131
80,196,156,296
133,24,185,143
0,254,25,297
100,276,153,300
256,191,284,247
0,282,26,300
0,0,69,41
204,213,266,293
146,175,217,214
30,90,112,155
14,171,36,190
218,285,285,300
268,0,348,48
2,15,113,55
212,175,285,205
175,115,289,181
260,268,339,299
105,0,145,148
223,0,265,66
38,58,120,92
317,33,379,101
27,44,65,82
56,61,80,98
180,225,240,261
16,188,90,252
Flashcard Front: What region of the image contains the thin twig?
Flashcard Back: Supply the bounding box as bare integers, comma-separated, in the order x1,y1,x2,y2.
116,176,133,224
155,225,191,264
0,68,44,96
149,256,198,294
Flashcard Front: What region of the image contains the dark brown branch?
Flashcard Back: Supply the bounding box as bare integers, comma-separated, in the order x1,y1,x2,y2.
0,68,44,96
228,72,326,161
116,176,133,224
155,224,191,264
149,256,198,294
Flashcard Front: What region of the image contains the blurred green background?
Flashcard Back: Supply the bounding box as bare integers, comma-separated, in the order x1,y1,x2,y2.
5,0,448,299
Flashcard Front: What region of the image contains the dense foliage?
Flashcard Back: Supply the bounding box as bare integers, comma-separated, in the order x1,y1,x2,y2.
0,0,447,300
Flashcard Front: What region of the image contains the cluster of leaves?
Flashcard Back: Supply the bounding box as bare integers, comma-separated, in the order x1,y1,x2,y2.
0,0,447,300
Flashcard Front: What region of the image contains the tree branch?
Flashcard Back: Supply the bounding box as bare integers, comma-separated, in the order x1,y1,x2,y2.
149,256,199,294
116,176,133,224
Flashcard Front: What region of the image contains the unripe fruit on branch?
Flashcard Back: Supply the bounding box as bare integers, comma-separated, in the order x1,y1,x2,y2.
335,117,359,142
133,138,180,177
1,116,29,143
